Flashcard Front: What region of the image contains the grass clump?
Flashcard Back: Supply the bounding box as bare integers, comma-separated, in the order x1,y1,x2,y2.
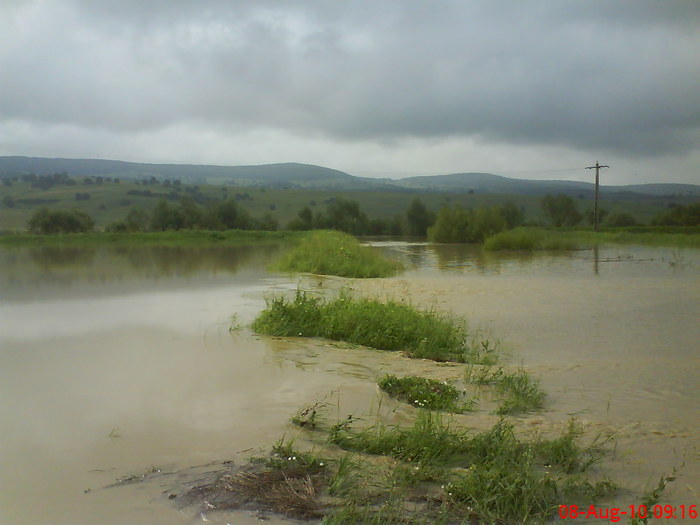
328,411,475,466
272,230,403,278
378,374,472,412
466,365,546,415
251,290,496,363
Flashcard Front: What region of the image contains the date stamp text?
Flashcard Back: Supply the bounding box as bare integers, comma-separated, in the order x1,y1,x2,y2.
559,504,698,522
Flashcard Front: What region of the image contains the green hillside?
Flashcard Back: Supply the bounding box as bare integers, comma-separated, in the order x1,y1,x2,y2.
0,172,684,232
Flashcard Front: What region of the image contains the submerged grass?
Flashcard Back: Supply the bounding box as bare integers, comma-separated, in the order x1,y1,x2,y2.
378,374,473,412
326,412,616,523
466,365,546,415
272,230,403,278
188,400,620,524
251,290,497,363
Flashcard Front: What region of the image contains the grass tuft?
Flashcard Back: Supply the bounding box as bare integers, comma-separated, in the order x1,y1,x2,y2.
251,290,495,363
466,365,546,414
272,230,403,277
378,374,473,412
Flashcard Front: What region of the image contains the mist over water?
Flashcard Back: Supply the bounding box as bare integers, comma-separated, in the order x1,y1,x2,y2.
1,242,698,524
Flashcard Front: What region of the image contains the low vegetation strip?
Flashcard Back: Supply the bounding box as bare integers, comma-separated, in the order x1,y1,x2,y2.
483,227,581,251
271,230,403,278
484,226,700,250
0,229,303,246
251,290,496,363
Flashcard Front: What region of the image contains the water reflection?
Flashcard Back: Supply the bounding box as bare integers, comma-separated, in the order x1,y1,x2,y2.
377,242,698,277
0,244,287,300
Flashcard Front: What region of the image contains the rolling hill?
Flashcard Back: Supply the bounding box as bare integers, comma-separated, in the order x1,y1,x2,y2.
1,156,698,197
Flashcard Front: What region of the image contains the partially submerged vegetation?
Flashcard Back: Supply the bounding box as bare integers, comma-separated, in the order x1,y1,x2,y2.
378,375,470,412
251,290,497,363
466,365,547,415
187,407,618,524
271,230,403,278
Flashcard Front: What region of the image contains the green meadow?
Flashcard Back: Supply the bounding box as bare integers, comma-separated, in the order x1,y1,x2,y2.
0,173,682,231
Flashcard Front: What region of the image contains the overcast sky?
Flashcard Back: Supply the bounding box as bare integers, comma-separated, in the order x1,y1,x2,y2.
1,1,699,185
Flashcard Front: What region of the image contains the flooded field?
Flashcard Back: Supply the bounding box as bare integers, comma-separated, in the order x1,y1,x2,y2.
0,242,698,524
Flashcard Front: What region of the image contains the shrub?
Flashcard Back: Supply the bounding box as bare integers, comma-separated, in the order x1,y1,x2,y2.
28,208,95,234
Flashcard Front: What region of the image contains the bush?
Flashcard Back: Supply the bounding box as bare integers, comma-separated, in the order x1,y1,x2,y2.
605,211,638,227
28,208,95,234
541,194,582,227
652,202,700,226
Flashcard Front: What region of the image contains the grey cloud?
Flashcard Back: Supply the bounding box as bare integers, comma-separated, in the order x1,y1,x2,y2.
2,0,699,158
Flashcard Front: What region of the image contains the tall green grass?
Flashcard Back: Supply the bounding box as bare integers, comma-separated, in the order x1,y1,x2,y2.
271,230,403,278
251,290,497,363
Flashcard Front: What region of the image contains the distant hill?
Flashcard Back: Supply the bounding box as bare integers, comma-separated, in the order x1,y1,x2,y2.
1,156,698,197
0,156,393,190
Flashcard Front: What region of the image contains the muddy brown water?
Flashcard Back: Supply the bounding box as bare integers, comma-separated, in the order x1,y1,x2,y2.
0,242,698,524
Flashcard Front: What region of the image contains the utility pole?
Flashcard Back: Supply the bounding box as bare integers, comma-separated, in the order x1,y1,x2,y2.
586,161,609,232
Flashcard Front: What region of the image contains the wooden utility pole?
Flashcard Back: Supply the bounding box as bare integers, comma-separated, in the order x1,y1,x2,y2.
586,161,609,232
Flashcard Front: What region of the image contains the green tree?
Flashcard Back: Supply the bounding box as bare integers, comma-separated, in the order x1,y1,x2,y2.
150,199,185,231
287,206,314,230
203,198,253,230
499,201,524,229
541,194,582,227
318,198,369,234
406,198,434,237
469,206,508,242
124,207,150,231
427,205,471,243
28,208,95,234
652,202,700,226
605,211,637,227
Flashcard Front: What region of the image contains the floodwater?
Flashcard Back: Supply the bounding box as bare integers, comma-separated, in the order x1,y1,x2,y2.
0,242,698,524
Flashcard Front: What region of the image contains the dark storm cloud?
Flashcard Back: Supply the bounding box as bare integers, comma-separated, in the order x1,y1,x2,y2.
2,0,699,157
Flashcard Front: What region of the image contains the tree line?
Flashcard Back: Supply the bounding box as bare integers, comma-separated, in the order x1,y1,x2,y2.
24,193,699,236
